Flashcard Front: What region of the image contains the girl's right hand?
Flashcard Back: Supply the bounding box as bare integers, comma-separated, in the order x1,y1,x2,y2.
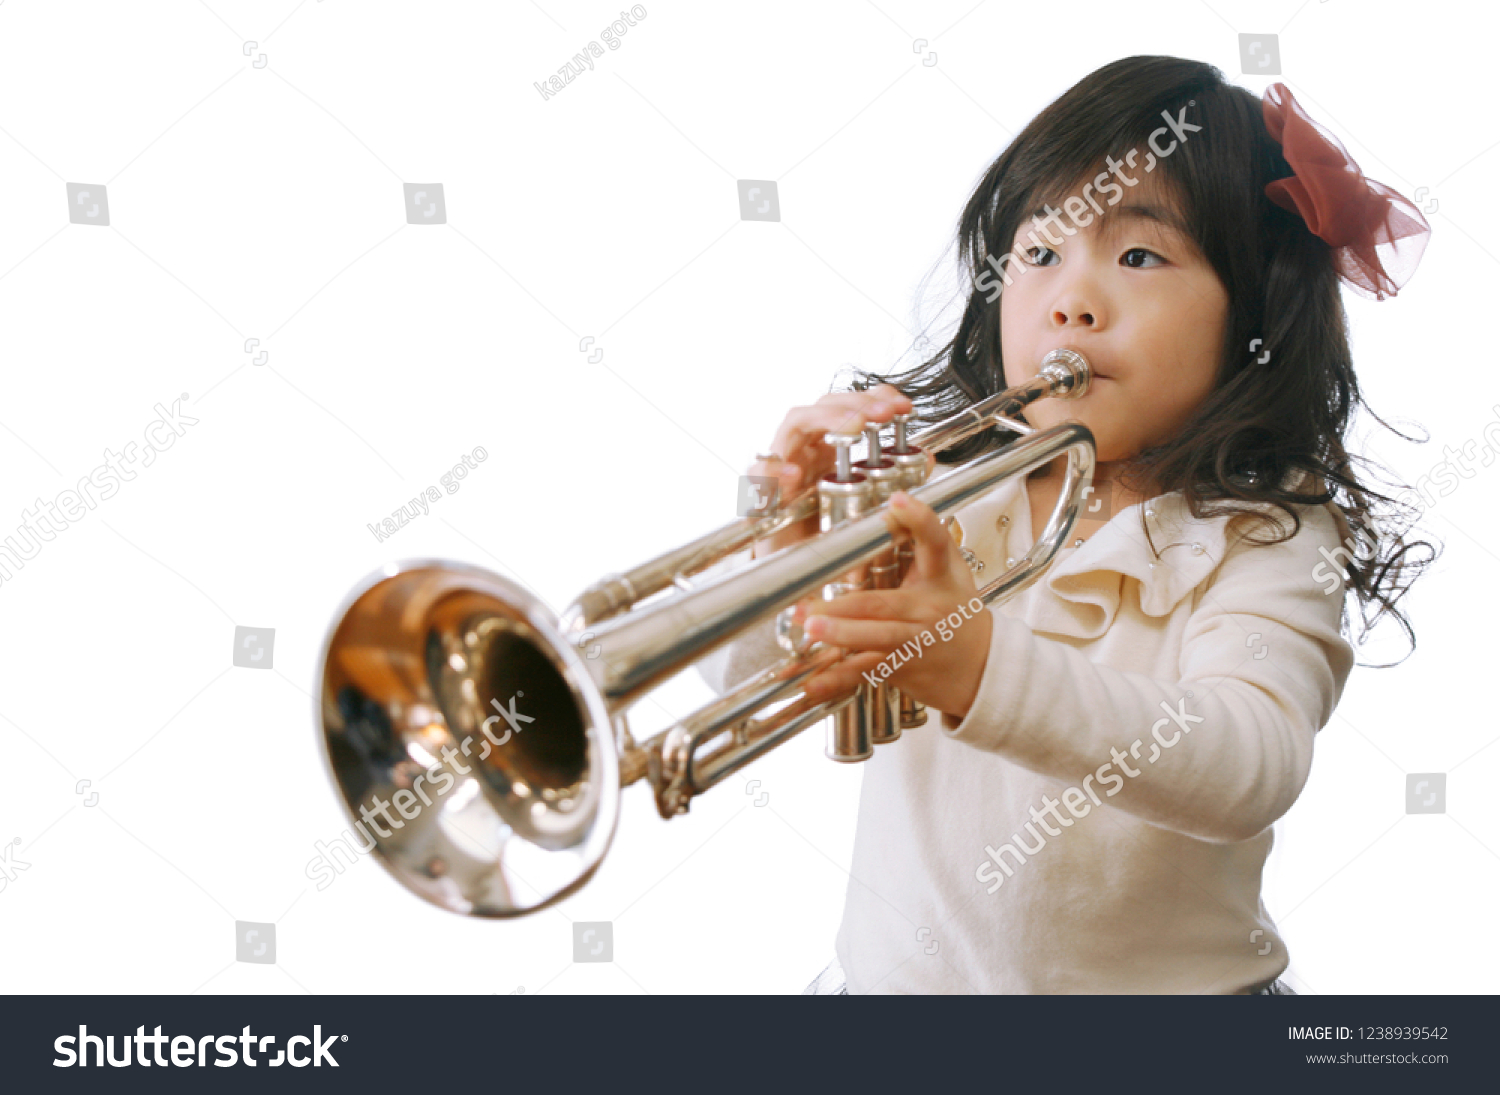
749,384,915,559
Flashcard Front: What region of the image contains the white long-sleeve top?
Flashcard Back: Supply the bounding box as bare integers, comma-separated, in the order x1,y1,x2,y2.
696,470,1356,994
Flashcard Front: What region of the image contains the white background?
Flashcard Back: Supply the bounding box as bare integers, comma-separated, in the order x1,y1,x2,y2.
0,0,1493,995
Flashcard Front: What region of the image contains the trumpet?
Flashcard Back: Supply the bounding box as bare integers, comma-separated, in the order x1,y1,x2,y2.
316,349,1097,916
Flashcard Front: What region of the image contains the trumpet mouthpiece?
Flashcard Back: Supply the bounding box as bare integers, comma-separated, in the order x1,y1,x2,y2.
1039,348,1092,399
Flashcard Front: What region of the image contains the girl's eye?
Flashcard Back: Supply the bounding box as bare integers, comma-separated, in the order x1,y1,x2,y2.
1121,247,1166,268
1023,246,1058,267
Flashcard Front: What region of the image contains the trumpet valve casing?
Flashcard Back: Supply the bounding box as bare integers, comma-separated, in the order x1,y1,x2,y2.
890,430,932,730
855,425,906,746
820,431,876,762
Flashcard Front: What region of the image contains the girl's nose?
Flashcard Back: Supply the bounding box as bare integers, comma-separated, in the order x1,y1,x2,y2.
1049,276,1102,329
1053,307,1096,327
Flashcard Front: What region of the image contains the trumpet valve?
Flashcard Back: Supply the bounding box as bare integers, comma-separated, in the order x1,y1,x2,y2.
819,430,872,528
891,412,910,454
826,428,862,485
861,422,890,468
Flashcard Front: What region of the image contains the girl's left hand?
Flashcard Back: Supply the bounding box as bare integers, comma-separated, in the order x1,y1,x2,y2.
797,491,993,720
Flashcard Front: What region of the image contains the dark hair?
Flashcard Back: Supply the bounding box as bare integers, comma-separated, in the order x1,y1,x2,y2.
849,55,1437,666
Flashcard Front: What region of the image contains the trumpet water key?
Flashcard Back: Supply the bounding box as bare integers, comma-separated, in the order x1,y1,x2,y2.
316,349,1098,916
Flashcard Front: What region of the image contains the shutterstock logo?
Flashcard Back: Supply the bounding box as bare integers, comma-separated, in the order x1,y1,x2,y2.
54,1025,345,1068
0,838,29,893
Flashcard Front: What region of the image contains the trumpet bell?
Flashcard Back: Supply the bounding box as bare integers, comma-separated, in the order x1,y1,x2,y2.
316,560,619,916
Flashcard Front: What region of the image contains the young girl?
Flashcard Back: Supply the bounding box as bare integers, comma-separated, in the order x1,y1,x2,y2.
698,55,1435,994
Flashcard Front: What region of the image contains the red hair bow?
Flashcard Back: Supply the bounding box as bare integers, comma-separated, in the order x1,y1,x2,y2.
1261,82,1431,300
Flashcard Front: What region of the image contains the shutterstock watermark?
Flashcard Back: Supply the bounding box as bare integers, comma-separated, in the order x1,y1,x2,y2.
973,103,1202,303
367,447,487,543
1390,408,1500,515
861,596,985,688
1310,405,1500,595
975,692,1203,893
533,6,647,100
1311,530,1380,596
306,691,535,889
0,398,198,590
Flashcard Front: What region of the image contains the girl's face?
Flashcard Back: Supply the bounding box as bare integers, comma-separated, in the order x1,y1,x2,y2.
999,175,1229,467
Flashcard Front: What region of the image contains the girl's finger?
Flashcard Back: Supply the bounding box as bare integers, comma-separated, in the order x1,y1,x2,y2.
811,386,911,417
796,589,908,622
804,613,912,652
773,411,871,458
771,390,913,457
803,651,886,703
886,492,953,582
749,438,824,506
